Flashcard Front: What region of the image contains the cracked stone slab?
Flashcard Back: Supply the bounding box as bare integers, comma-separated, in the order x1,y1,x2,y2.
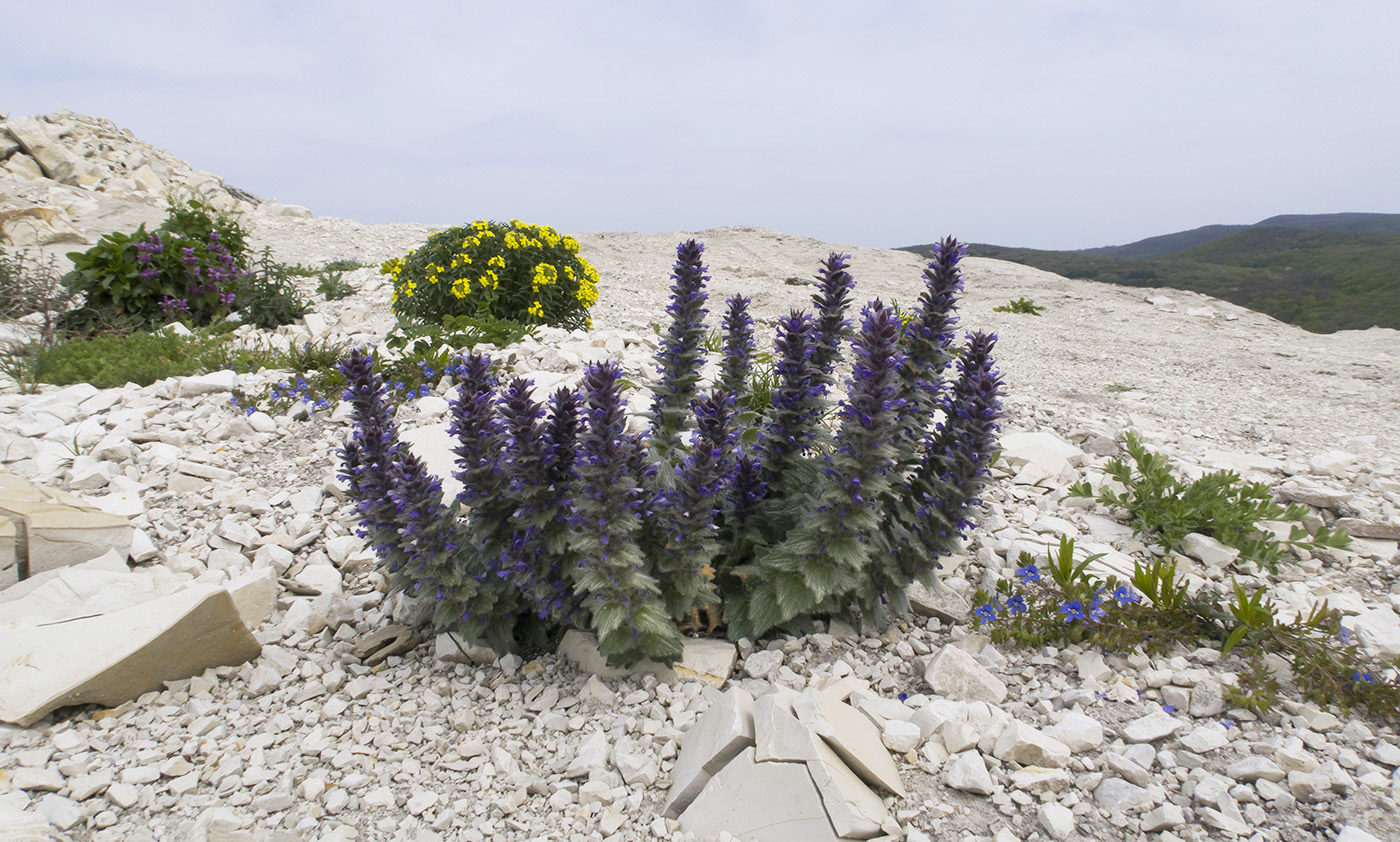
678,748,842,842
663,686,755,817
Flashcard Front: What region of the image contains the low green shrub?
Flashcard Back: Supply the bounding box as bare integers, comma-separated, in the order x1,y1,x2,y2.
381,219,600,330
972,537,1400,721
993,297,1046,315
317,268,355,300
33,328,232,388
1069,431,1350,571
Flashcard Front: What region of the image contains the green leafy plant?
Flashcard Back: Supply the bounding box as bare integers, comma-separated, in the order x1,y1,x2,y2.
993,297,1046,315
340,237,1002,666
1068,431,1350,571
381,219,600,330
234,247,310,329
972,537,1400,722
316,269,356,300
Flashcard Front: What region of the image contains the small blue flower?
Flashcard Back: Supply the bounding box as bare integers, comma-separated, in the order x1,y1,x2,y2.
1016,564,1040,583
1338,627,1353,646
1087,597,1107,623
1221,719,1235,729
1060,600,1085,623
974,604,998,625
1005,595,1028,615
1112,585,1139,606
1162,704,1176,714
897,692,908,702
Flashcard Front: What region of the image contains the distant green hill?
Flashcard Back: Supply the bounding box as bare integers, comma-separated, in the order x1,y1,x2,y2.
968,231,1400,333
901,215,1400,333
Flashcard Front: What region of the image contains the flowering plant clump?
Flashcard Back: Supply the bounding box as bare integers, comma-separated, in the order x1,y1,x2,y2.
341,237,1003,666
64,197,249,332
381,219,600,331
972,537,1400,722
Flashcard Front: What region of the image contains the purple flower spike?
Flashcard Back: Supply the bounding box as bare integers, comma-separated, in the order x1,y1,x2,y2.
649,239,711,467
718,294,755,406
811,252,855,377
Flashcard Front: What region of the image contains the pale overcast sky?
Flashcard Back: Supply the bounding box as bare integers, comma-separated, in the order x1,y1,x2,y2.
4,1,1397,250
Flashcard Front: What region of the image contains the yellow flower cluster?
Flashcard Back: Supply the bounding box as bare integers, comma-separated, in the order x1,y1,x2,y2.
531,262,558,292
576,263,600,307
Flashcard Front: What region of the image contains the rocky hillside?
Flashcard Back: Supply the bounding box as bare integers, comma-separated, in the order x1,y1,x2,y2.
2,111,1400,842
0,109,310,259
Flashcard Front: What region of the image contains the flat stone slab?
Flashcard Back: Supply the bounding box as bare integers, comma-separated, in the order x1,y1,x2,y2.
678,748,842,842
0,551,156,628
0,471,134,580
0,584,260,726
1122,711,1185,743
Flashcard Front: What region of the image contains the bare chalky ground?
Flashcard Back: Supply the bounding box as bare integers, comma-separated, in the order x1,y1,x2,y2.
3,109,1400,842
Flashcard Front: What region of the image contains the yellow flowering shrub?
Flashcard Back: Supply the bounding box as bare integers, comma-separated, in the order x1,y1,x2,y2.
382,219,600,330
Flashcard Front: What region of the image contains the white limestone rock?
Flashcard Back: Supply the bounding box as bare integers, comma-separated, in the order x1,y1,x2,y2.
753,691,819,763
1037,802,1076,840
1346,605,1400,658
794,687,907,797
1122,711,1185,743
943,750,994,795
807,738,888,839
1179,722,1231,754
1094,777,1154,813
882,718,923,754
998,431,1083,478
1050,710,1104,752
923,644,1007,704
992,721,1071,768
1180,533,1239,568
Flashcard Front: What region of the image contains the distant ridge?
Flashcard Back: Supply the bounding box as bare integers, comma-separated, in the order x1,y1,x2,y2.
899,213,1400,334
1074,212,1400,259
1076,225,1249,260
